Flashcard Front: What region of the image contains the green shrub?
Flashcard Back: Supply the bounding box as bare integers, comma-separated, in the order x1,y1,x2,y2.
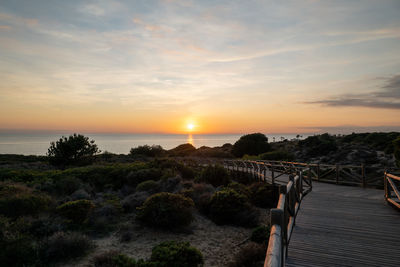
53,175,82,195
177,164,196,180
259,150,294,161
298,133,337,157
251,225,271,244
150,241,203,267
137,192,194,229
0,236,38,266
40,231,93,263
56,199,95,224
248,182,278,208
232,133,271,157
92,251,146,267
209,188,259,226
167,143,196,157
228,242,266,267
57,163,157,190
199,165,230,187
226,182,251,199
136,180,161,193
130,145,164,157
0,183,51,218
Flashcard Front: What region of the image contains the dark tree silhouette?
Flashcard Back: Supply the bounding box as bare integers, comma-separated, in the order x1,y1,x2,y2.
232,133,271,157
47,133,100,167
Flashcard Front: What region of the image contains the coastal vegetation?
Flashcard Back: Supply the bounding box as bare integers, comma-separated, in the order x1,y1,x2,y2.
0,131,399,266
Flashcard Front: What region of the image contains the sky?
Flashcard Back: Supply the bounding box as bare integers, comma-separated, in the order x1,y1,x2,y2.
0,0,399,134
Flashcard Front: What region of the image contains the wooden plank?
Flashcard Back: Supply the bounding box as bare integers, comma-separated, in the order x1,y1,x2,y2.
286,182,400,267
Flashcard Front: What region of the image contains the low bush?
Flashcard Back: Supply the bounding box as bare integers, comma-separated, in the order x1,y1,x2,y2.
208,188,259,227
130,145,164,157
177,164,197,180
298,133,337,157
92,250,120,267
259,150,294,161
136,180,161,193
137,192,194,229
92,250,146,267
56,199,95,224
122,191,150,213
199,165,230,187
150,241,204,267
180,183,215,214
226,182,251,199
250,225,271,244
167,143,196,157
248,183,278,208
40,231,93,263
0,236,38,267
0,183,51,218
53,175,82,195
228,242,266,267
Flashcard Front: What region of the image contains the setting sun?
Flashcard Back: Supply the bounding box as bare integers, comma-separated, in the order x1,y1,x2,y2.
187,123,195,131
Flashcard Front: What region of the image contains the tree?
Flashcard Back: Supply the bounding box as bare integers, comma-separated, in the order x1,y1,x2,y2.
47,134,100,167
232,133,271,157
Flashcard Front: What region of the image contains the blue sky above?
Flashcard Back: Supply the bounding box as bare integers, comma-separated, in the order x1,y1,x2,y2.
0,0,399,133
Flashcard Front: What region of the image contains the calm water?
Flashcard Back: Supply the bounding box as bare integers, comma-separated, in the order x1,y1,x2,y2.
0,133,306,155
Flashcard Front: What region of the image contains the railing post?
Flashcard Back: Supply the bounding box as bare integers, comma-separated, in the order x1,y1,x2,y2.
317,163,320,181
336,164,339,184
271,166,275,185
270,208,285,265
299,171,303,197
361,164,366,188
264,167,267,182
384,171,389,200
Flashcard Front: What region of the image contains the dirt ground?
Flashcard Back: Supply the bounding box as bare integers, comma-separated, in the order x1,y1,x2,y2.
64,208,269,267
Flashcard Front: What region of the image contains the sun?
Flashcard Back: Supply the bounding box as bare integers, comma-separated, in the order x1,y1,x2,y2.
187,123,195,131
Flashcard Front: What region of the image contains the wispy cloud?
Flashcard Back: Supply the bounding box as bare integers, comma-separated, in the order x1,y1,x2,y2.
307,75,400,109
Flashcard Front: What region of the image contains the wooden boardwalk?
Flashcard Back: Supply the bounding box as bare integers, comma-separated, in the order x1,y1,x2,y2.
286,182,400,267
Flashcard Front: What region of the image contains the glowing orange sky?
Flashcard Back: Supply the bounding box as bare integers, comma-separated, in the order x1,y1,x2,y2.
0,1,400,134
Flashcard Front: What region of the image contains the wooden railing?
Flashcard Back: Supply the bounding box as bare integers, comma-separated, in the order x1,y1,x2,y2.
176,157,398,266
185,157,389,188
176,157,311,267
264,169,309,267
384,172,400,210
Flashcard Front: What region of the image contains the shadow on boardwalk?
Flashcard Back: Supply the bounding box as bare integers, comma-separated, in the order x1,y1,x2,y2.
286,182,400,267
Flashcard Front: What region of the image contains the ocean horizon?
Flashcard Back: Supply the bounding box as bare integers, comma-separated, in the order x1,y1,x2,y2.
0,132,309,155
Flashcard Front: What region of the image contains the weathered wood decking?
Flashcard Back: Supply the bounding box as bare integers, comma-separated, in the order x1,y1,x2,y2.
286,182,400,267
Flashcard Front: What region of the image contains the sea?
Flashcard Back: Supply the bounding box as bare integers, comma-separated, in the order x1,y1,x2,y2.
0,132,308,155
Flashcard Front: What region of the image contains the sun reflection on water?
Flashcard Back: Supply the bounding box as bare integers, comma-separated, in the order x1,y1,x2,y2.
187,134,194,146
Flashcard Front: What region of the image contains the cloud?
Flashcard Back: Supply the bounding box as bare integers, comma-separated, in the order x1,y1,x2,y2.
300,125,400,134
306,75,400,109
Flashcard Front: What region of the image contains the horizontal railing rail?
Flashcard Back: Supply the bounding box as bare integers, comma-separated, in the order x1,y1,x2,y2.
384,172,400,210
176,157,375,188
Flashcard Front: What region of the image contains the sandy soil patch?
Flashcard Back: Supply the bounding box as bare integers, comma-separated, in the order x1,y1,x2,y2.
63,208,269,267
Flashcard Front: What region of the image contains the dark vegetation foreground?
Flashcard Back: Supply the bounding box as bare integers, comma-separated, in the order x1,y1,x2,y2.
0,137,276,266
1,131,399,266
